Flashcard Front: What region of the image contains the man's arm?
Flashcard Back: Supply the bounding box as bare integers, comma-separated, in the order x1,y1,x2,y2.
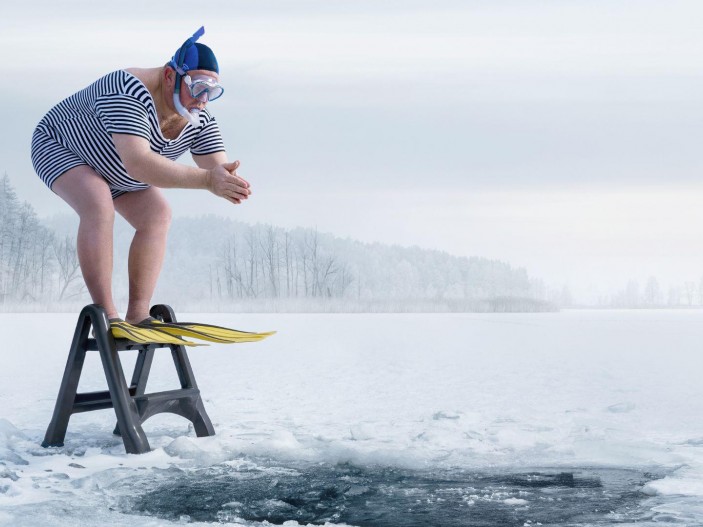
112,134,250,204
193,151,228,169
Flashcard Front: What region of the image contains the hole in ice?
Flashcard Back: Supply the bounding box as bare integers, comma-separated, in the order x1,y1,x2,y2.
117,461,665,526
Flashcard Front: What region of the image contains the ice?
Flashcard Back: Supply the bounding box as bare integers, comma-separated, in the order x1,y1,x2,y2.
644,465,703,497
0,419,25,442
0,310,703,525
164,436,207,459
606,402,636,413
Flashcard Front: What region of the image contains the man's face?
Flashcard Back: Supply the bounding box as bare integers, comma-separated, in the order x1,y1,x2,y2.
179,69,221,112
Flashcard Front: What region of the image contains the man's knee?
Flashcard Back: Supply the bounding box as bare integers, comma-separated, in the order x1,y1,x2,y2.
81,198,115,226
136,195,171,234
116,188,172,233
151,197,172,231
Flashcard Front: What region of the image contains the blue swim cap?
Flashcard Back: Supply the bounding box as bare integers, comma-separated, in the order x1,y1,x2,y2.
179,43,219,74
170,27,219,74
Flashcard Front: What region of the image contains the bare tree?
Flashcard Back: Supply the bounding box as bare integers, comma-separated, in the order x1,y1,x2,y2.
684,281,695,307
624,280,639,308
261,225,280,297
53,235,83,300
305,229,320,297
317,255,337,297
644,276,661,306
284,231,292,297
244,228,260,297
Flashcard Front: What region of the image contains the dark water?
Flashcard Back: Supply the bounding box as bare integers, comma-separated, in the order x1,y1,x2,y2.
119,461,664,526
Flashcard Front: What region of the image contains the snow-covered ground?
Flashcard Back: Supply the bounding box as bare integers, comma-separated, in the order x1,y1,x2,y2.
1,310,703,525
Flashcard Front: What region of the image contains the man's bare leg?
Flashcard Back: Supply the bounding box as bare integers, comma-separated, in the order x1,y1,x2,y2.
52,166,119,319
114,187,172,324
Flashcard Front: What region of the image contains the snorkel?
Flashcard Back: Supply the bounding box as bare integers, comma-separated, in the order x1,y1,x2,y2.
169,26,218,127
174,86,201,127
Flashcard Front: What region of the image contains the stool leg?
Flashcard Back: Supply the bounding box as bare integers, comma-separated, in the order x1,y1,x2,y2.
151,304,216,437
114,347,155,437
191,395,216,437
42,306,96,448
93,310,150,454
169,344,215,436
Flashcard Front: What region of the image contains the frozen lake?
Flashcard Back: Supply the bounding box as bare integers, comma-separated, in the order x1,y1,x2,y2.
1,310,703,525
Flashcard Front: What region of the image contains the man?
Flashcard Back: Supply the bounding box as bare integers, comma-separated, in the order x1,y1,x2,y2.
31,27,251,342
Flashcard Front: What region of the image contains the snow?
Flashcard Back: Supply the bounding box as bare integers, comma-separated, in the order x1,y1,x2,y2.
1,309,703,525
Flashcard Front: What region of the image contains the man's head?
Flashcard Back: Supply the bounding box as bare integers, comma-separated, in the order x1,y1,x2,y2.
167,27,224,125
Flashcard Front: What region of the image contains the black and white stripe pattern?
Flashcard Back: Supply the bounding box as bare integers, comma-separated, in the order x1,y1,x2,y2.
31,70,225,199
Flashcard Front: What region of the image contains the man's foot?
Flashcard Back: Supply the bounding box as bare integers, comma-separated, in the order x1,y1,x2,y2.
125,315,151,325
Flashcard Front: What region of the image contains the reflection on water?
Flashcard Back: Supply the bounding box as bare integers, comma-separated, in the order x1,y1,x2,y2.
119,461,664,526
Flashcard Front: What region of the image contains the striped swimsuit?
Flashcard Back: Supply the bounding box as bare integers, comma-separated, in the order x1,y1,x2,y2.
31,70,225,199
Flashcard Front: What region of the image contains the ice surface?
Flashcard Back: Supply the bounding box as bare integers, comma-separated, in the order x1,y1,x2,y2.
0,310,702,525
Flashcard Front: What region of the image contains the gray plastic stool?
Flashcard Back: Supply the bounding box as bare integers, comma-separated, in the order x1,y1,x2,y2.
42,304,215,454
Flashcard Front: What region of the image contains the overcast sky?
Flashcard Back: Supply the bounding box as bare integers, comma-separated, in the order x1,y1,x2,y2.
2,0,702,298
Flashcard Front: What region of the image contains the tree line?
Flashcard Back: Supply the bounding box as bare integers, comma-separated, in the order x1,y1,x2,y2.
0,174,84,303
600,277,703,308
154,216,545,309
1,173,550,311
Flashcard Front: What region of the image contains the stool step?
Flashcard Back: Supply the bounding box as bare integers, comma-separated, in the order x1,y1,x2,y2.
73,390,115,413
73,387,200,414
132,387,200,404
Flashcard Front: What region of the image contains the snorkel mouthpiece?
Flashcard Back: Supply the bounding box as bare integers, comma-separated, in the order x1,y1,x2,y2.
173,91,201,126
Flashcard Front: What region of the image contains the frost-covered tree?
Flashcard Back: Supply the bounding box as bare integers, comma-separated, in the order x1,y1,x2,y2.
644,276,662,306
625,280,640,308
683,281,696,307
0,174,57,302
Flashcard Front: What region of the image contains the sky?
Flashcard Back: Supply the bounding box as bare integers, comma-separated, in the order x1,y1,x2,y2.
2,0,702,299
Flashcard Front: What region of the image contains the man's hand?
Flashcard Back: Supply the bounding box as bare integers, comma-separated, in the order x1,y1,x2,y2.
206,160,251,204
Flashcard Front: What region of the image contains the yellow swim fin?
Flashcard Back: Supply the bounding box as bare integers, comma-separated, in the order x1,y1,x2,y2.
110,320,204,347
136,318,275,344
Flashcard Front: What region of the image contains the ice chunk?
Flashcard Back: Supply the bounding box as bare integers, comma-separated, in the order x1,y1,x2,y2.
643,476,703,497
163,436,226,466
348,423,378,441
0,449,28,465
606,402,635,413
259,430,303,453
0,419,26,443
0,419,29,466
164,437,205,459
433,411,461,420
0,467,19,481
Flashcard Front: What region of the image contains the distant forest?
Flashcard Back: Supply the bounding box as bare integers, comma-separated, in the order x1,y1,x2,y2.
0,174,553,312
